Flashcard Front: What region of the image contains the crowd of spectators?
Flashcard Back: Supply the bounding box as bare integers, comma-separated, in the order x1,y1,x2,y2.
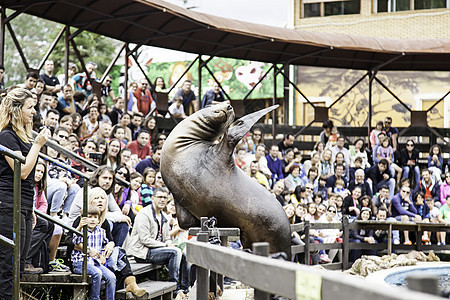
0,59,449,298
0,61,234,299
239,118,450,264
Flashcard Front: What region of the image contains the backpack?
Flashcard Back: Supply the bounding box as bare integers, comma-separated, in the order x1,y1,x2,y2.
31,240,49,274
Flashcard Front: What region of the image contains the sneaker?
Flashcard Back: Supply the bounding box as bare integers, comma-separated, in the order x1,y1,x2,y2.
320,254,332,263
24,263,43,274
422,235,430,243
442,241,446,246
404,241,412,245
49,259,70,272
393,239,400,245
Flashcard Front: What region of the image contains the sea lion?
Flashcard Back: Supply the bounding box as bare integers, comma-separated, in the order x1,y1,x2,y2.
161,103,291,256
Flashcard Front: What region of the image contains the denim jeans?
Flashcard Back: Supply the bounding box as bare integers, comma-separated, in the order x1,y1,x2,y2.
64,184,80,214
73,261,116,300
402,166,420,186
108,220,129,247
47,179,81,214
47,179,66,214
0,209,33,299
145,246,189,290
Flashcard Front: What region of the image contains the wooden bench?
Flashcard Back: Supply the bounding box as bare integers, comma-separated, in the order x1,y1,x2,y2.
21,272,92,299
115,281,177,300
129,257,164,277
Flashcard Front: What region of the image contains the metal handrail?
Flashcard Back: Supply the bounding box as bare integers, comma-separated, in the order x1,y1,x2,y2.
36,151,90,288
0,144,26,163
32,130,130,187
0,145,23,300
32,130,134,291
38,152,88,179
36,144,94,289
34,210,83,236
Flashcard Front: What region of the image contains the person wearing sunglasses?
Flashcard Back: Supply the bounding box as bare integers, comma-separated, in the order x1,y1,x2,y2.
383,117,399,151
400,139,420,187
391,186,422,245
101,75,115,105
317,205,342,263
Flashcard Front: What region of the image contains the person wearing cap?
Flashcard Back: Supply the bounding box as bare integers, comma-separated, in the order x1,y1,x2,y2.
73,61,97,97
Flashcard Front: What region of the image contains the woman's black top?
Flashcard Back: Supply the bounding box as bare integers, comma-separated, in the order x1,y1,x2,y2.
0,127,35,211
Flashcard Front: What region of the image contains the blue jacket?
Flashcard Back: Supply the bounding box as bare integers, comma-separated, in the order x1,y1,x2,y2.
265,155,284,181
391,193,417,218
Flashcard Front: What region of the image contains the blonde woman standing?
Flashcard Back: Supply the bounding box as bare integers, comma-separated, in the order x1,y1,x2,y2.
0,88,50,298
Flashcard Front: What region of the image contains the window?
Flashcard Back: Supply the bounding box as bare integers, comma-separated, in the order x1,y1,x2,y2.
414,0,446,9
324,0,360,15
376,0,410,12
302,0,361,18
375,0,448,12
302,0,362,18
304,3,321,17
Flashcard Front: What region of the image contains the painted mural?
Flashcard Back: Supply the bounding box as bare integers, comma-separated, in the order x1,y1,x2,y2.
296,66,450,128
110,57,284,101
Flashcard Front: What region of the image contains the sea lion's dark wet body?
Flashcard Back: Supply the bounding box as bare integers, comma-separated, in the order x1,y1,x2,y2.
161,103,291,256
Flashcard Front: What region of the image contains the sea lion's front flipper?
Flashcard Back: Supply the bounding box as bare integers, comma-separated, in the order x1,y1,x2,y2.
175,201,200,229
227,105,279,146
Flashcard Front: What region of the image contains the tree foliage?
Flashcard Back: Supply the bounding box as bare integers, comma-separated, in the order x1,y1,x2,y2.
3,10,120,85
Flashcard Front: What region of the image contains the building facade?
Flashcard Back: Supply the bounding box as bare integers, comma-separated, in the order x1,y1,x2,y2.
290,0,450,127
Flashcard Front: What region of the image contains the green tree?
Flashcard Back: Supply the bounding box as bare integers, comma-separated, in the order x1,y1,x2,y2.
3,9,120,85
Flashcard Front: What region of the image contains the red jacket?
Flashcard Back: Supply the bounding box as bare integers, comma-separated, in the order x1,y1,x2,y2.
134,88,154,116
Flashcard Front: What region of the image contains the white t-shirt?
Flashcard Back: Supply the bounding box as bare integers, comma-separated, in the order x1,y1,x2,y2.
167,102,184,117
83,119,98,135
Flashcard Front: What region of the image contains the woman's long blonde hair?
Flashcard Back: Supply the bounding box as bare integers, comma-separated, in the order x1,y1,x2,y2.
88,187,108,225
0,88,33,142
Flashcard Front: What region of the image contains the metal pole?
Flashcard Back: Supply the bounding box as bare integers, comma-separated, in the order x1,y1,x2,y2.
100,43,126,84
283,64,289,125
6,22,29,71
12,159,21,300
167,56,199,94
272,64,277,145
124,43,129,110
82,178,89,285
198,56,202,108
0,7,6,66
130,52,154,91
196,232,209,300
368,71,374,138
37,26,65,71
64,26,69,86
252,243,270,300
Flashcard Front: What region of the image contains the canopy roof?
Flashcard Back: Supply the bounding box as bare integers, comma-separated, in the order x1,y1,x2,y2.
2,0,450,70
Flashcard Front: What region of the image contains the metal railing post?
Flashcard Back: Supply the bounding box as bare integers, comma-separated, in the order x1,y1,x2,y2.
82,178,89,285
12,159,21,300
196,232,209,300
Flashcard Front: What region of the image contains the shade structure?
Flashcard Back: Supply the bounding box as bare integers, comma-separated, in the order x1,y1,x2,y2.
1,0,450,70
